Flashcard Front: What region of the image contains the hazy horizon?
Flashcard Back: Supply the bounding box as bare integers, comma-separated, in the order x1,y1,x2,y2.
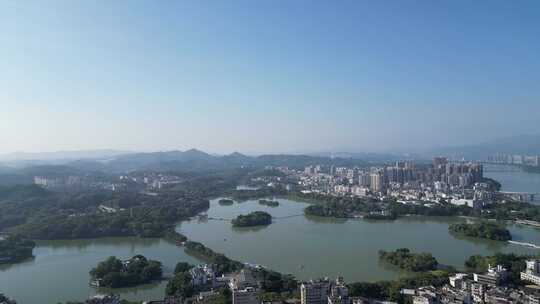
2,1,539,154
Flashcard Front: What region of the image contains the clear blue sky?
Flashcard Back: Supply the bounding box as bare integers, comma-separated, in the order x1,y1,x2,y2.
1,0,539,154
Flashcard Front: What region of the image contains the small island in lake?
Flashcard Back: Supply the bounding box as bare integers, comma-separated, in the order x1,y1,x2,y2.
378,248,438,272
231,211,272,227
218,199,234,206
259,199,279,207
90,255,163,288
449,222,511,241
0,235,35,264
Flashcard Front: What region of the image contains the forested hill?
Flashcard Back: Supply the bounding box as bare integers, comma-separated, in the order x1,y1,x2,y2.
0,149,375,177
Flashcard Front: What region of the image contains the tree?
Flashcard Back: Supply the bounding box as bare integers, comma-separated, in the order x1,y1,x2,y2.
166,272,194,298
174,262,194,274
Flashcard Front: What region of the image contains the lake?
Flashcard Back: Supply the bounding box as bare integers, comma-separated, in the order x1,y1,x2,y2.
0,237,202,304
178,198,540,283
485,164,540,194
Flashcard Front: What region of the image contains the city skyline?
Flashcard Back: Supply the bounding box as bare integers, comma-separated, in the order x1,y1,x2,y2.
1,1,540,154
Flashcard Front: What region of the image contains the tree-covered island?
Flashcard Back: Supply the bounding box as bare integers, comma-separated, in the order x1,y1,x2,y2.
259,199,279,207
90,255,163,288
231,211,272,227
378,248,438,272
0,235,35,264
449,222,512,241
218,199,234,206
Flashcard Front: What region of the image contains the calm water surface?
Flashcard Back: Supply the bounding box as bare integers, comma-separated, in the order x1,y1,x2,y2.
178,198,540,283
0,237,201,304
485,164,540,194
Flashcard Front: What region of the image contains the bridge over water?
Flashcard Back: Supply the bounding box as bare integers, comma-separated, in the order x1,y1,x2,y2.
498,191,540,202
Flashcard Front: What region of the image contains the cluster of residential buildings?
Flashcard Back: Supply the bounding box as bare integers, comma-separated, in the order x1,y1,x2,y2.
119,173,183,190
301,158,484,194
301,277,349,304
280,158,500,209
142,265,264,304
33,175,124,192
33,171,186,193
487,154,540,167
409,261,540,304
83,259,540,304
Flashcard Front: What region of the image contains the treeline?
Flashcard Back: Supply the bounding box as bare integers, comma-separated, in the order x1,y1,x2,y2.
449,222,511,241
0,235,35,264
184,241,243,274
301,194,384,218
90,255,162,288
0,184,210,240
10,198,209,240
297,190,540,224
378,248,438,272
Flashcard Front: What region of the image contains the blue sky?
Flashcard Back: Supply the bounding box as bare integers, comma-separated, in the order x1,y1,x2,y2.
1,0,539,154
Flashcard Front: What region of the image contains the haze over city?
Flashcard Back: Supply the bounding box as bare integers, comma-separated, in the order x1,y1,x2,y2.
5,2,540,304
2,1,539,155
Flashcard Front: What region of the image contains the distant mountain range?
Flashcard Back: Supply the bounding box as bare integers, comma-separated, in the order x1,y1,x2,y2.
1,134,538,177
0,148,377,178
102,149,373,172
0,149,130,162
428,134,540,160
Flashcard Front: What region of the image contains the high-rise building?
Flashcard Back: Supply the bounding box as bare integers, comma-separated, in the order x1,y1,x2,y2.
521,260,540,286
370,172,384,192
433,157,448,168
328,277,349,304
232,287,259,304
301,279,330,304
301,278,349,304
358,172,370,187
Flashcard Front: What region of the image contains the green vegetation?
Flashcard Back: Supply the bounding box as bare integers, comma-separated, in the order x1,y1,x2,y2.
166,268,194,298
300,192,482,219
259,199,279,207
378,248,438,272
301,193,387,218
465,253,531,286
166,261,232,304
184,241,243,274
174,262,194,274
0,235,35,264
218,199,234,206
348,270,450,302
449,222,511,241
254,268,297,293
0,185,209,240
297,190,540,225
90,255,162,288
232,211,272,227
